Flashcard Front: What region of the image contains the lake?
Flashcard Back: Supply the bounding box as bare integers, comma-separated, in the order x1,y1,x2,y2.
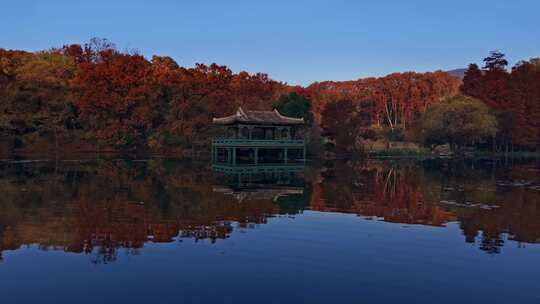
0,158,539,303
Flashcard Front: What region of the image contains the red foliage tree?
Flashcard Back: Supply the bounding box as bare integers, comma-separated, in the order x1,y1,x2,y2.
462,51,540,150
68,41,156,147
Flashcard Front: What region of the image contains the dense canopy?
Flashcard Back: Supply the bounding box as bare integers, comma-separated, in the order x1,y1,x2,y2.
1,41,538,155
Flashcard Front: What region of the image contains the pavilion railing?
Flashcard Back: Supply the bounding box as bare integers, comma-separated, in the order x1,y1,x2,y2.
212,138,305,147
212,163,305,173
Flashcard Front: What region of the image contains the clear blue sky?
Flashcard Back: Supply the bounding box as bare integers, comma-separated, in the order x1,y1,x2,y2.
2,0,539,85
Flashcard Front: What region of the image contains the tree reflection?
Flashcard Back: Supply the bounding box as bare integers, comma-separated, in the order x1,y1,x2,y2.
0,160,307,262
314,160,540,254
315,161,455,226
0,159,538,261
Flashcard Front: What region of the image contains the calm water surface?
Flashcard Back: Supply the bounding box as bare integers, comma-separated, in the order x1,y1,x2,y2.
0,159,539,303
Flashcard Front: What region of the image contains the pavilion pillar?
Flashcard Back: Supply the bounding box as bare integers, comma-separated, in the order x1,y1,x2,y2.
284,147,288,164
303,146,307,162
254,147,259,165
248,125,254,140
227,148,232,164
232,147,236,165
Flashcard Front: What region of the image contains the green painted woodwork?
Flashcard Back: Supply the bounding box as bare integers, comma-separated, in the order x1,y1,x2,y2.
212,122,306,165
212,163,305,174
212,139,305,147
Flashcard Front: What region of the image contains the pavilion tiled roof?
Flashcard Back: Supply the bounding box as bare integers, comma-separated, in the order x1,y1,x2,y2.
212,107,304,125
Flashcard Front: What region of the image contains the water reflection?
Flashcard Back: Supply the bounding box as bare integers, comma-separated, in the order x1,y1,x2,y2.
212,163,309,211
0,158,539,263
315,160,540,254
0,160,309,263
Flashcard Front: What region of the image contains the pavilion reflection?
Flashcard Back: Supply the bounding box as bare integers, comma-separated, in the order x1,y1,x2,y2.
212,163,306,200
211,162,311,216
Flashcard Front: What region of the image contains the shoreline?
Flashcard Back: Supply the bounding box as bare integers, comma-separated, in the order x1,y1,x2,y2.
2,150,539,162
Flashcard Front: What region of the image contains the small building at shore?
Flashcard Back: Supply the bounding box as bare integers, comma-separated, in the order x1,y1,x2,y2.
211,107,306,165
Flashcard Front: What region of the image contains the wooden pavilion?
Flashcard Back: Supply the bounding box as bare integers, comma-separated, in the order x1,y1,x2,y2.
211,107,306,165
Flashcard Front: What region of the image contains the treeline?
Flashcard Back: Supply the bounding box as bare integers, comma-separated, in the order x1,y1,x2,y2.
315,51,540,154
0,38,462,154
2,39,538,155
0,38,289,152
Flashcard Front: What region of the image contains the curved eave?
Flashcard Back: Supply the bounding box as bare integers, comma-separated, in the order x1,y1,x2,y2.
212,107,305,125
212,116,237,125
212,119,304,126
273,109,305,125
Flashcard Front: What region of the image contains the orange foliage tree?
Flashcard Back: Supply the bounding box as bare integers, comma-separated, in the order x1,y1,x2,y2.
309,71,459,130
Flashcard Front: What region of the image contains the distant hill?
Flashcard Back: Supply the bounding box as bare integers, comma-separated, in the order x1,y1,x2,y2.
446,68,467,80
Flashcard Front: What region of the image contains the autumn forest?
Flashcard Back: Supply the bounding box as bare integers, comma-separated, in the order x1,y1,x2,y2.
1,39,539,157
